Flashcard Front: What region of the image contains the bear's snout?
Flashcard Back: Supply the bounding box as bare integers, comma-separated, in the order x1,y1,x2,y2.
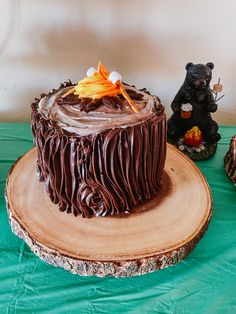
195,79,206,88
199,79,206,87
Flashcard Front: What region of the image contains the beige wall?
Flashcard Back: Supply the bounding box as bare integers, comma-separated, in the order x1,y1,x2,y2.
0,0,236,124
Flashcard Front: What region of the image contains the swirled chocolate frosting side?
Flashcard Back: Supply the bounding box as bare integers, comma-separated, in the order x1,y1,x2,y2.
224,135,236,185
31,81,166,217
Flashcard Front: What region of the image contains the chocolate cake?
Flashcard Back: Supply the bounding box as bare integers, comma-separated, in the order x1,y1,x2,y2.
31,63,166,217
224,135,236,185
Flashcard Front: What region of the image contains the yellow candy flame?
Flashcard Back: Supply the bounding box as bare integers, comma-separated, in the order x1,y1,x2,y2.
62,62,139,113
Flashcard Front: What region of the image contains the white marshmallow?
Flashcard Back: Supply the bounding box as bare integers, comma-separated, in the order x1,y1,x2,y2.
86,67,96,77
181,103,193,112
108,71,122,84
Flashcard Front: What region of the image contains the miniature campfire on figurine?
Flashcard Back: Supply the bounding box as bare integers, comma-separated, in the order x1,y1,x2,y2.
167,62,224,160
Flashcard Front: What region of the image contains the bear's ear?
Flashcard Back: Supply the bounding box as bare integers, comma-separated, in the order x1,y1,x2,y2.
206,62,214,70
185,62,194,71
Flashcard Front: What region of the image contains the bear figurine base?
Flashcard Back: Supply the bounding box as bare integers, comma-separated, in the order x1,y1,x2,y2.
168,137,217,161
168,62,221,161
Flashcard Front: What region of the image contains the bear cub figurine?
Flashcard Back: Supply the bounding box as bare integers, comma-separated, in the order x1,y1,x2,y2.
168,62,221,144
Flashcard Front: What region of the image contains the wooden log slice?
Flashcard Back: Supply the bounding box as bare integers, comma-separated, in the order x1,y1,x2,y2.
5,144,212,277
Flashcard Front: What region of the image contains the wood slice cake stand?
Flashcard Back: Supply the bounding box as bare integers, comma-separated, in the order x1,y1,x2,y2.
5,144,212,277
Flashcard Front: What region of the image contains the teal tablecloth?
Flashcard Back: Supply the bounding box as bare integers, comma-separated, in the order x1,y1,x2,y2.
0,123,236,314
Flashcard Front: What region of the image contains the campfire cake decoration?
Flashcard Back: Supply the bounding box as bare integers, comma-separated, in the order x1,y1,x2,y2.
62,61,139,113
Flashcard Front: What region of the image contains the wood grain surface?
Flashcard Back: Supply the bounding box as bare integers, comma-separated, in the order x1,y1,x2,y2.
5,144,212,276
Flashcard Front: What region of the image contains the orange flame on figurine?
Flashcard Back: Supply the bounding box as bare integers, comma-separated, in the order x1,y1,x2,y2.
62,62,139,113
184,126,203,147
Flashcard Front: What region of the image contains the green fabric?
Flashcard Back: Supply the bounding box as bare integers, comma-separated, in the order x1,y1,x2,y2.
0,123,236,314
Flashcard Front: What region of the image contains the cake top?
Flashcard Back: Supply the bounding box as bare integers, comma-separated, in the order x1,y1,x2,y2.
38,62,164,136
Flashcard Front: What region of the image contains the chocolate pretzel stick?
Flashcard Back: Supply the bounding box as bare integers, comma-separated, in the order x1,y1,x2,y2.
118,81,139,113
62,87,76,98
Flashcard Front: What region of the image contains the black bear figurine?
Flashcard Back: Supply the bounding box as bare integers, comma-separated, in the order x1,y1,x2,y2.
168,62,221,144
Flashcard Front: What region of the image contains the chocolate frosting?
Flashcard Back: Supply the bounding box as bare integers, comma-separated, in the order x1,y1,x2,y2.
224,135,236,184
31,81,166,217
